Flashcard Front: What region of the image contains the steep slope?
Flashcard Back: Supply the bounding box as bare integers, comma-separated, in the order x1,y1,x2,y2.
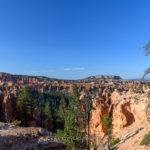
88,84,150,149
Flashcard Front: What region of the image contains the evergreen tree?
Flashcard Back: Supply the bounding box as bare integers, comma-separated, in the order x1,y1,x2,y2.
142,39,150,79
58,94,67,121
57,108,84,150
37,92,45,127
61,85,94,150
18,86,34,111
103,115,113,150
56,84,85,150
73,88,95,150
44,102,53,122
18,85,34,125
143,39,150,56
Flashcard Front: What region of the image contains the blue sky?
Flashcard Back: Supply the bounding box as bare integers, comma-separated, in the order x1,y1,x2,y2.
0,0,150,79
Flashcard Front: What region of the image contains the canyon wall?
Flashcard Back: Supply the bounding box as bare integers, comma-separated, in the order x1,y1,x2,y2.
0,79,148,137
90,86,149,136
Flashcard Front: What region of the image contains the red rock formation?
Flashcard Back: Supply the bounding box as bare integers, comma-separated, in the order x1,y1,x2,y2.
90,100,109,136
0,72,149,149
1,92,16,122
89,85,148,139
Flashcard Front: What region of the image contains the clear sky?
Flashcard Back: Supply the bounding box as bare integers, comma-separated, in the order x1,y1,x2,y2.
0,0,150,80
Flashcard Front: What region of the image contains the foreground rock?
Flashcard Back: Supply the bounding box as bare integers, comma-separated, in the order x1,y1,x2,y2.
0,122,66,150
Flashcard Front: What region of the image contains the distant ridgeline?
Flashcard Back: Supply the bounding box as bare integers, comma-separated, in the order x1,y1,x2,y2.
0,72,124,85
0,72,63,84
77,75,123,84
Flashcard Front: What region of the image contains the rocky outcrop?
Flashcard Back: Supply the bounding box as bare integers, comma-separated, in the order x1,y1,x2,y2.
0,92,4,119
90,99,109,136
78,75,125,84
0,122,66,150
89,85,149,138
1,91,17,122
112,127,144,150
112,90,147,133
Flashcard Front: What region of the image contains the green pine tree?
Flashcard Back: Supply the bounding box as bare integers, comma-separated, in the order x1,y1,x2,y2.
56,84,86,150
17,85,35,125
58,95,67,121
18,86,34,111
44,102,53,122
37,92,45,127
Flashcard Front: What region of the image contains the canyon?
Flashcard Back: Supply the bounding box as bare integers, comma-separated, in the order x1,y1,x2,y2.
0,72,150,149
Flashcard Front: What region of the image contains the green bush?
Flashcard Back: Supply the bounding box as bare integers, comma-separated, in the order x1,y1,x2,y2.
111,138,120,147
11,120,22,126
110,88,115,93
140,132,150,146
147,82,150,88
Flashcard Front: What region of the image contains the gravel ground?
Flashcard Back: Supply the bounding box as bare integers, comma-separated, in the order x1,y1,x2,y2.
0,122,66,150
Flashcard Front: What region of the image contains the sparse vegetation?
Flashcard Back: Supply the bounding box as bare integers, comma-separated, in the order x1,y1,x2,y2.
0,85,5,92
110,88,115,93
143,39,150,56
103,115,113,150
111,138,120,147
11,120,22,126
147,82,150,88
103,115,113,134
140,132,150,146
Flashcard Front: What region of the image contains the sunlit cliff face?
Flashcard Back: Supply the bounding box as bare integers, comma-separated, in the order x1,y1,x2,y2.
89,84,149,139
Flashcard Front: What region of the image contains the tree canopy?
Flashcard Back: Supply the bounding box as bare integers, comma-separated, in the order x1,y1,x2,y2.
18,85,34,111
142,39,150,79
143,39,150,56
44,102,53,122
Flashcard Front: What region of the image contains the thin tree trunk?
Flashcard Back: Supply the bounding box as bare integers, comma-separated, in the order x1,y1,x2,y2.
87,112,90,150
108,135,110,150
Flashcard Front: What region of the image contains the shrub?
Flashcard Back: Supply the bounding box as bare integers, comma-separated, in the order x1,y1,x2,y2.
11,120,22,126
111,138,120,147
147,82,150,88
103,115,113,133
140,132,150,146
110,88,115,93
